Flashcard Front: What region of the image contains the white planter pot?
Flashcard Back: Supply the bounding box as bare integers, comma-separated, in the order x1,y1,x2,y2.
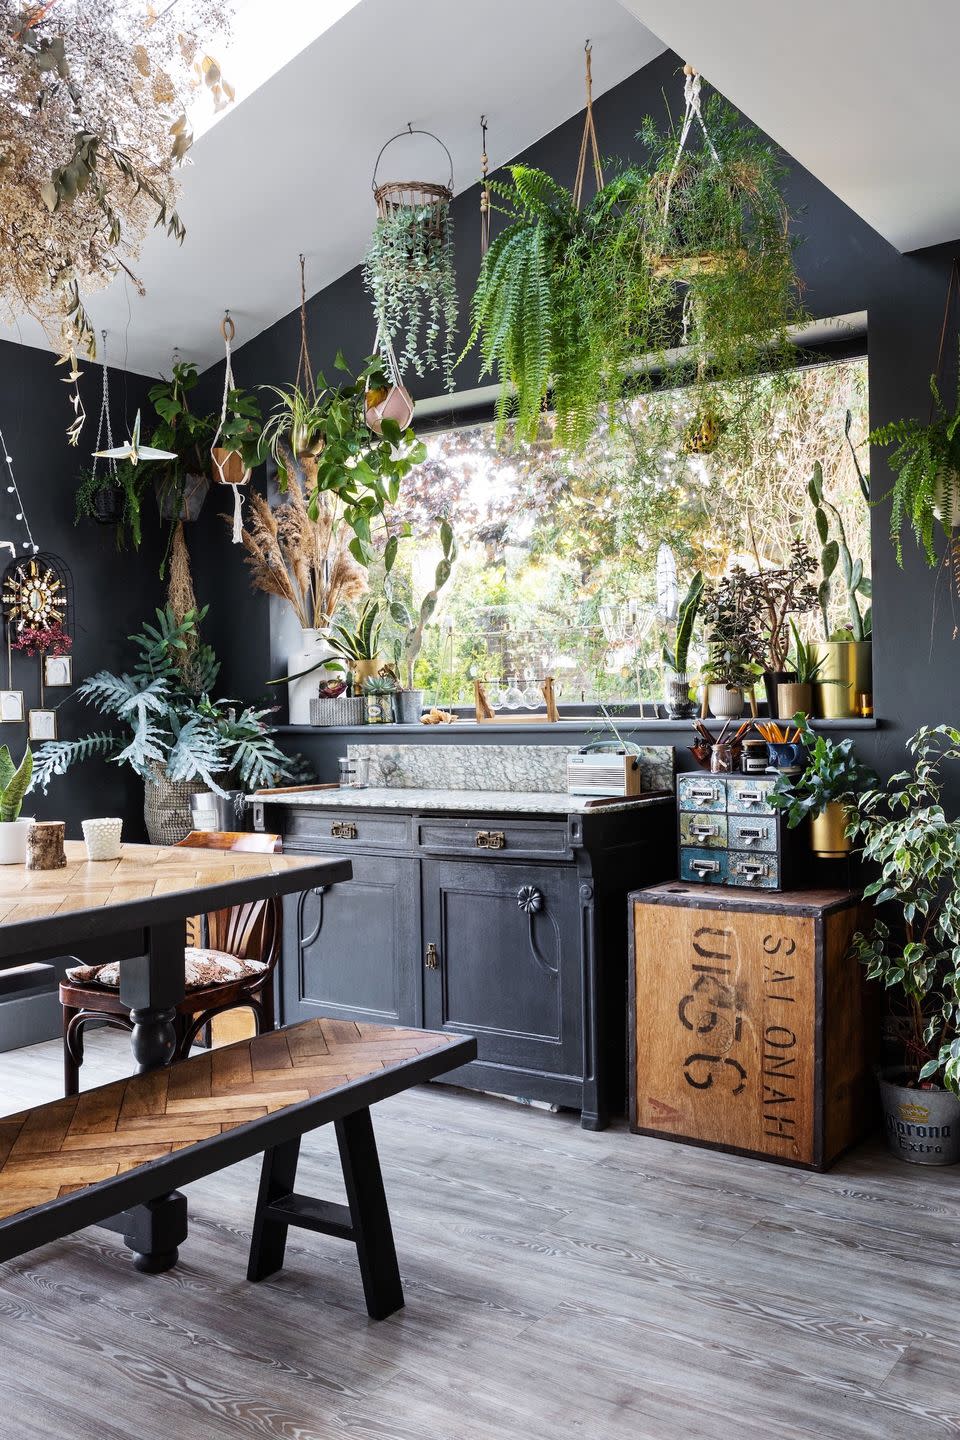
0,817,33,865
287,628,337,726
706,684,744,719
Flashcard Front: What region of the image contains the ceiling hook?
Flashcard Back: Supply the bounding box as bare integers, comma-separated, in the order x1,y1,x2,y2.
406,121,413,133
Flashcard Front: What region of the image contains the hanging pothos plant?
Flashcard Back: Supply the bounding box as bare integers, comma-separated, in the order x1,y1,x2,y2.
363,130,459,393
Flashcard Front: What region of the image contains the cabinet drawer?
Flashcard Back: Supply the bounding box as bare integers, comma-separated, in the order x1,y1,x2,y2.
679,812,728,848
282,809,411,852
676,776,726,812
726,779,777,815
416,817,572,861
728,814,777,852
727,849,780,888
680,847,728,884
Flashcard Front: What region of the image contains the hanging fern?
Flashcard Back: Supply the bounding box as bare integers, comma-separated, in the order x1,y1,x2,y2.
869,355,960,569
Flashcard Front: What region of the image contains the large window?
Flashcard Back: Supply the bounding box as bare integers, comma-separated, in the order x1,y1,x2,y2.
389,358,869,708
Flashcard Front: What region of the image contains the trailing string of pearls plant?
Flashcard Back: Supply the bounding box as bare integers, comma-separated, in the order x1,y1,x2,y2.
0,0,233,423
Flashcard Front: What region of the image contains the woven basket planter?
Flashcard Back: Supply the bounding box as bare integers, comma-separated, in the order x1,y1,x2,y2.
310,696,366,728
144,766,211,846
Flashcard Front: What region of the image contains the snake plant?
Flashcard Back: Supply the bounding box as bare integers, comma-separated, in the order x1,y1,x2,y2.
662,570,704,675
0,745,32,822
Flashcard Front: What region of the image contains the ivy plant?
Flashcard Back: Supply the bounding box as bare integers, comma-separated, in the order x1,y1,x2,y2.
847,726,960,1094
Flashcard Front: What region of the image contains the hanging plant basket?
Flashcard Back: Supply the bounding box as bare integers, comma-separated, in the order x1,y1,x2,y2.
155,472,209,522
211,447,248,487
364,381,415,436
91,481,124,525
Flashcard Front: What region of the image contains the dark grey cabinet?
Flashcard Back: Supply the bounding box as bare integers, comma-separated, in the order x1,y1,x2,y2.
258,797,675,1128
421,858,583,1105
282,853,420,1029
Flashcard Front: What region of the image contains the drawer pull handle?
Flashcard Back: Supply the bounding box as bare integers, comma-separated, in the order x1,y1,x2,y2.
691,860,720,875
740,791,765,806
687,788,719,803
425,942,439,970
736,862,768,877
476,830,506,849
690,824,719,838
331,821,358,840
738,826,766,842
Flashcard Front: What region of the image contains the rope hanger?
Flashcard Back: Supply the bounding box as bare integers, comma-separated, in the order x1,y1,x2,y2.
661,63,720,223
209,310,246,543
294,254,316,401
480,114,491,257
572,41,604,211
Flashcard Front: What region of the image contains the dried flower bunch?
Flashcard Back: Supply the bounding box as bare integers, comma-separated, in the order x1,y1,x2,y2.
237,447,368,631
0,0,232,360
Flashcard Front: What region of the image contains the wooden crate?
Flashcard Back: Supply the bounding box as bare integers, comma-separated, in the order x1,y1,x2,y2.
628,883,874,1170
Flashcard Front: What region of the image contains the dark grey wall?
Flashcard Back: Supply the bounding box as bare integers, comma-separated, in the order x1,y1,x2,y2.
190,49,960,792
0,340,162,839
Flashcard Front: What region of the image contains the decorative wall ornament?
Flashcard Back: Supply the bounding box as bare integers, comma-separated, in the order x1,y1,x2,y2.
0,0,232,373
2,557,67,633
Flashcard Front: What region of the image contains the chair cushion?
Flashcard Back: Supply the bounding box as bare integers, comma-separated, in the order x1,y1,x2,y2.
65,947,267,992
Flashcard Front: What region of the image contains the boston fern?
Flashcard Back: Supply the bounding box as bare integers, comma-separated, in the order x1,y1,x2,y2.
33,607,290,796
868,352,960,570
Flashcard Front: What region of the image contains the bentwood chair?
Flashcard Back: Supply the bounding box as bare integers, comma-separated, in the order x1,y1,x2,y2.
59,830,283,1096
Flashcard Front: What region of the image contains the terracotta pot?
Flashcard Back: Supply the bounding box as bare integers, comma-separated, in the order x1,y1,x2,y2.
365,384,415,436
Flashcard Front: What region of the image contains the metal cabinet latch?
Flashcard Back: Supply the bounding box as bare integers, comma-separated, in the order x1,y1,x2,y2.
425,943,439,970
331,821,358,840
476,830,506,849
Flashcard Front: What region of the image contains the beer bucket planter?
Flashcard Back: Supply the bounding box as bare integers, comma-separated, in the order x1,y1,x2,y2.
878,1068,960,1166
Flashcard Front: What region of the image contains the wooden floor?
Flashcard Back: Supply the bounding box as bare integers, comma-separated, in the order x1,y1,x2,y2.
0,1033,956,1440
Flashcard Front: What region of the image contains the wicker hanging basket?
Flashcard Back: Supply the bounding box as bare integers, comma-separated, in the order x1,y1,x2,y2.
372,127,453,224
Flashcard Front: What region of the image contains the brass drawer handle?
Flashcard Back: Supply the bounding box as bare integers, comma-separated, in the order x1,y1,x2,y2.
331,821,358,840
425,943,439,970
476,830,506,850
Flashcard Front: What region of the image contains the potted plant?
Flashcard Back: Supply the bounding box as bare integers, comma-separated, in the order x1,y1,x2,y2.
211,385,266,486
778,619,841,717
0,744,33,865
31,607,290,844
147,362,216,522
387,517,457,723
807,455,873,718
661,570,704,719
326,598,385,692
363,673,397,725
848,725,960,1165
737,538,818,717
868,352,960,583
768,714,875,857
700,570,763,718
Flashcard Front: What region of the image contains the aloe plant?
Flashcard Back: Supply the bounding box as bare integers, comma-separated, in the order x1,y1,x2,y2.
662,570,704,675
0,745,33,822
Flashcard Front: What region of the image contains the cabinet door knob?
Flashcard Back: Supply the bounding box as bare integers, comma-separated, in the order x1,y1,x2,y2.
425,942,439,970
517,885,544,914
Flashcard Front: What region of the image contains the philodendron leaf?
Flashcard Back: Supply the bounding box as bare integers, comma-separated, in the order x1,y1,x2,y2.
440,517,454,557
379,417,402,447
384,534,399,575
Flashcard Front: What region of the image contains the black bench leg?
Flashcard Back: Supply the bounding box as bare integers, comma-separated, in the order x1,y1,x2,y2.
246,1109,403,1321
100,1191,188,1273
247,1137,301,1282
336,1108,404,1321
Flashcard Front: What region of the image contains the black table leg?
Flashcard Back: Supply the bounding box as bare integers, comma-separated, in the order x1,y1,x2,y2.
111,921,187,1273
336,1108,404,1320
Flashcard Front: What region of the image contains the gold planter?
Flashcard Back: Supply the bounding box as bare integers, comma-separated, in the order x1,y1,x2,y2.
810,640,872,719
777,682,812,720
810,801,852,858
351,655,383,690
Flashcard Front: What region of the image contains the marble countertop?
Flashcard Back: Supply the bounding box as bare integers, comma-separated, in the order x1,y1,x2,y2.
251,787,674,816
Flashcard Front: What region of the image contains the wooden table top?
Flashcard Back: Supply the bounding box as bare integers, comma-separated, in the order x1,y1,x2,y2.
0,842,352,960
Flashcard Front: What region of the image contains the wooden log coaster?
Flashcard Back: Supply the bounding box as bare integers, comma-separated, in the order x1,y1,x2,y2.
26,820,66,870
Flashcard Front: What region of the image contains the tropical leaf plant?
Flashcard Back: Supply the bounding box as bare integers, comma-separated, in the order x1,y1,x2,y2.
868,352,960,573
0,744,33,823
808,456,872,641
388,517,457,688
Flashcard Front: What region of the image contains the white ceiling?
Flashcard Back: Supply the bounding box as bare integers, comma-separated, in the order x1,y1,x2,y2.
617,0,960,255
2,0,664,377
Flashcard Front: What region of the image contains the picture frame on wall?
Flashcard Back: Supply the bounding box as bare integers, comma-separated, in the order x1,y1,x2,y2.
0,690,24,724
28,708,57,742
43,655,72,688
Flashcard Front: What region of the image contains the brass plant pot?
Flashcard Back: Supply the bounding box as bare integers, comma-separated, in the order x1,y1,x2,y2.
810,641,872,720
810,801,851,858
351,656,382,691
776,681,812,720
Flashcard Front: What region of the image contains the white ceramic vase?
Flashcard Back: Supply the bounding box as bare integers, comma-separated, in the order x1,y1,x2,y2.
706,683,745,719
287,628,337,726
0,817,33,864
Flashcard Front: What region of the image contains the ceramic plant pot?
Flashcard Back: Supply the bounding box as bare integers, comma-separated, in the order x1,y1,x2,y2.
211,447,249,487
810,800,851,857
665,674,696,720
155,472,209,522
810,641,872,719
878,1068,960,1165
706,683,744,719
351,656,382,691
287,628,337,726
0,817,33,864
762,669,797,719
365,384,415,436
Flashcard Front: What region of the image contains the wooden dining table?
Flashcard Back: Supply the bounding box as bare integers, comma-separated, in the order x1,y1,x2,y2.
0,841,352,1268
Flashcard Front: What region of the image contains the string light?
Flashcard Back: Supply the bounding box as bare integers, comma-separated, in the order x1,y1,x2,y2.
0,429,38,555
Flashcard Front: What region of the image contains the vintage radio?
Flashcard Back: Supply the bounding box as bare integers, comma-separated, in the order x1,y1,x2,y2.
567,744,642,798
676,772,796,891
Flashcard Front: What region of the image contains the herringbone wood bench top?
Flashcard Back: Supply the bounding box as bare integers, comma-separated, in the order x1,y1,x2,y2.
0,1019,459,1222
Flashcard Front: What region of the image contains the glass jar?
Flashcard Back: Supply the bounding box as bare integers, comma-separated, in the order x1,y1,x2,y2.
710,741,734,773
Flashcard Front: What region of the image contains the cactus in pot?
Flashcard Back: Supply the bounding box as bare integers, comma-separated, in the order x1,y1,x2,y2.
389,518,457,723
0,744,33,864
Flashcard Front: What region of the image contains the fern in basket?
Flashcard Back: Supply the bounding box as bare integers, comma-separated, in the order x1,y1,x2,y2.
32,607,290,797
869,356,960,570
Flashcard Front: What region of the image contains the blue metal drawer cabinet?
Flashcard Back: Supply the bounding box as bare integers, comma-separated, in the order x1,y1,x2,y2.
677,774,790,890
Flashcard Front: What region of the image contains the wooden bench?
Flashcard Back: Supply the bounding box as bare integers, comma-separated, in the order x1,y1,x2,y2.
0,1018,476,1318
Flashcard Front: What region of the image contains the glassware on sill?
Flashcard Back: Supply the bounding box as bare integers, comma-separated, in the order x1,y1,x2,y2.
522,671,542,708
502,676,524,710
486,676,503,711
337,756,355,788
352,756,371,789
496,678,511,710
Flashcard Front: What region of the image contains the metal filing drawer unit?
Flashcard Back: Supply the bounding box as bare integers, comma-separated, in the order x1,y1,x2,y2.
677,773,788,890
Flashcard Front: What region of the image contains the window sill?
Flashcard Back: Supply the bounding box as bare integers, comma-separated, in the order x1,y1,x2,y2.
276,717,880,736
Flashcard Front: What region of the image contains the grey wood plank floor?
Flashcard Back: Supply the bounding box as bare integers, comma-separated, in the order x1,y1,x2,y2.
0,1031,956,1440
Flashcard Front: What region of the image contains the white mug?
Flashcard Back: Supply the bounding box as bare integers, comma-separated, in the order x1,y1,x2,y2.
82,817,123,861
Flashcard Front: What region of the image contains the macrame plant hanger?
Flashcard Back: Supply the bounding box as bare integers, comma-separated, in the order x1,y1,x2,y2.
572,42,604,211
209,311,248,543
480,114,491,257
91,329,120,520
295,253,316,404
